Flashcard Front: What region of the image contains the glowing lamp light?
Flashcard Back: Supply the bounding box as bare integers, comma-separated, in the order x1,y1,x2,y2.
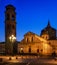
9,35,16,42
20,48,23,50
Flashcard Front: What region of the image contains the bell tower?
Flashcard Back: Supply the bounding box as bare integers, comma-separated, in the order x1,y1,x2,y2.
5,5,16,42
5,5,16,54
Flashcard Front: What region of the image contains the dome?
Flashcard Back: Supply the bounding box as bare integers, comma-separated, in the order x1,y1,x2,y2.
40,20,56,40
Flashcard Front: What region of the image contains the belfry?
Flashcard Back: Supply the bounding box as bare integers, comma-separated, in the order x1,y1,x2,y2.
5,5,16,54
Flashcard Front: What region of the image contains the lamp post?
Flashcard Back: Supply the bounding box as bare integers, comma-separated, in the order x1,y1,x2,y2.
9,35,16,55
9,35,16,43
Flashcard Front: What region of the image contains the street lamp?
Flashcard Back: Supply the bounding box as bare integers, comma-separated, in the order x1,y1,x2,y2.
9,35,16,43
9,35,16,55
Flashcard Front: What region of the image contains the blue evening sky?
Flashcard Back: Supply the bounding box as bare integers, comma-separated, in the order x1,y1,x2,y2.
0,0,57,42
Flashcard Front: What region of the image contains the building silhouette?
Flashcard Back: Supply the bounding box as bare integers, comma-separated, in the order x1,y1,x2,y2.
0,5,17,55
0,5,57,55
5,5,16,54
5,5,16,42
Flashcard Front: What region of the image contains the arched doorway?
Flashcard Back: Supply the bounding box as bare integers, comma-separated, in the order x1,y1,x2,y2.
29,46,31,53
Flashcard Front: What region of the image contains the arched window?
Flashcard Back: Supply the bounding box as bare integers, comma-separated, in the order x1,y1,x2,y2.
12,15,15,21
32,37,33,42
27,38,28,42
29,46,31,53
37,49,39,53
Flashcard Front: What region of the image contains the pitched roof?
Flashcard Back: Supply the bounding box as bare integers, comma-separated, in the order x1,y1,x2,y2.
24,31,35,36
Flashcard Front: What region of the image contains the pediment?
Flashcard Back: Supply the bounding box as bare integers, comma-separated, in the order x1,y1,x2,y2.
24,31,35,36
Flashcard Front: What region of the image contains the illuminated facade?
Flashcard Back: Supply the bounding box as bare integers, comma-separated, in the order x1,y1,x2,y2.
18,22,57,55
18,32,52,55
0,5,57,55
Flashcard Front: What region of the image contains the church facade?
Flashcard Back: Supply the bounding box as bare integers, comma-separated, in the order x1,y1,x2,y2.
18,22,57,55
0,5,57,55
18,32,52,55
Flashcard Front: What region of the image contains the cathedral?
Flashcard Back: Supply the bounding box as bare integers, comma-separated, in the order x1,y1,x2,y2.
0,4,57,56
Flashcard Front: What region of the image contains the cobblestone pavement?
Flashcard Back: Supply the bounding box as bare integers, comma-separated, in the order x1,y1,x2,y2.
0,56,57,65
